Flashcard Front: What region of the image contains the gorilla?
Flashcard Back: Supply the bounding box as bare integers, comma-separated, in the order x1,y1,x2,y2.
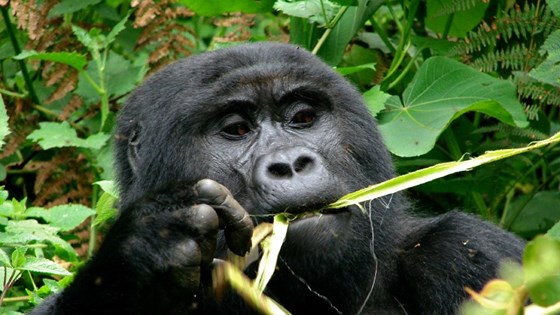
31,42,524,315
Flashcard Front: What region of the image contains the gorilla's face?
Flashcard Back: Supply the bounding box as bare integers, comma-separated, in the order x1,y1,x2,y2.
116,42,395,249
199,73,345,215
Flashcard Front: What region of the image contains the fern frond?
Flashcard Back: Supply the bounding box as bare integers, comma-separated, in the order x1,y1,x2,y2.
471,45,534,72
517,78,560,107
452,5,558,56
524,104,540,120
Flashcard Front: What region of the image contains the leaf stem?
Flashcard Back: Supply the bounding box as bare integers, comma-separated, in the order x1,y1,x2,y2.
1,6,40,104
441,13,455,39
311,6,348,55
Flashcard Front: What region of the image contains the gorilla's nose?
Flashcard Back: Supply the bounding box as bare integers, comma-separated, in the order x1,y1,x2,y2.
252,147,334,213
266,154,316,179
255,147,320,181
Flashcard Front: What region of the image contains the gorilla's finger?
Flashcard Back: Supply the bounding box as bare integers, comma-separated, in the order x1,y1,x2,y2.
186,204,219,266
194,179,253,256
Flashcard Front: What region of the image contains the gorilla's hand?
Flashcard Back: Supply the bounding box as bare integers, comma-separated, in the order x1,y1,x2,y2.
34,179,253,314
112,179,254,297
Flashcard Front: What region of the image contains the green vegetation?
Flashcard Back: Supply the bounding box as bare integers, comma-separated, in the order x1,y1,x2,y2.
0,0,558,313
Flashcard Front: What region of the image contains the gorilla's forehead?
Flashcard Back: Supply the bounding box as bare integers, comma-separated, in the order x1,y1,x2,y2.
169,57,342,119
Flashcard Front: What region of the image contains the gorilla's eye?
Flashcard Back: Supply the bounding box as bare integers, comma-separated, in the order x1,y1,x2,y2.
221,115,252,138
223,123,250,137
290,110,316,128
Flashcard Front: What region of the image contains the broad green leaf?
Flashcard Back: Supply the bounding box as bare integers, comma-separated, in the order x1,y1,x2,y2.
377,56,528,157
19,257,71,276
329,132,560,209
13,50,87,71
529,30,560,87
505,192,560,238
26,204,95,231
179,0,275,16
0,96,9,149
49,0,102,16
27,122,110,149
426,0,489,37
363,86,390,116
254,214,289,292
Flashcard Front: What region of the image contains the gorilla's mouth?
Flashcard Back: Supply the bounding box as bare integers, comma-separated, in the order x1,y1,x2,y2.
283,204,349,222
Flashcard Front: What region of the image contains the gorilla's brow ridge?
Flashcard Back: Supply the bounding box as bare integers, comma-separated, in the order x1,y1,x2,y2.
277,85,333,110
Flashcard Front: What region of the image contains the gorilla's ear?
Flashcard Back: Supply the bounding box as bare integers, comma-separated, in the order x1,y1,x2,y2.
127,124,142,177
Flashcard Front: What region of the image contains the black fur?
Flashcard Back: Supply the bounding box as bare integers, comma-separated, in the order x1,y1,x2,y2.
31,42,524,315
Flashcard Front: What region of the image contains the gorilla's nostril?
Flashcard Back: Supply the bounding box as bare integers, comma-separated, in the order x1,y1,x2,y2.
268,163,293,179
294,156,314,174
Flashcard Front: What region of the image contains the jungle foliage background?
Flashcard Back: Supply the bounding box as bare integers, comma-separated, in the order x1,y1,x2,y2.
0,0,559,313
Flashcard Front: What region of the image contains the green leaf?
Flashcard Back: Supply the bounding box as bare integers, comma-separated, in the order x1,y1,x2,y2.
27,122,110,149
178,0,275,16
506,192,560,238
330,0,357,5
93,192,117,227
547,0,560,18
13,50,87,71
363,86,390,116
314,0,384,65
547,221,560,241
527,276,560,306
94,180,119,198
0,248,11,267
11,247,27,268
49,0,102,16
19,257,71,276
76,52,142,102
529,30,560,87
105,11,131,47
72,25,98,51
26,204,95,231
0,188,8,204
335,63,376,76
523,236,560,306
377,56,528,157
0,96,9,150
1,220,76,259
425,0,489,37
275,0,340,26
